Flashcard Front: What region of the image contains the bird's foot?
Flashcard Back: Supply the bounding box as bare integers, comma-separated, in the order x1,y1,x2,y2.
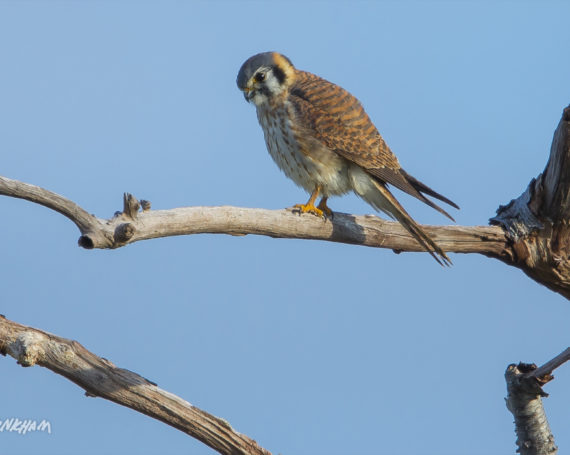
317,198,333,219
293,203,325,218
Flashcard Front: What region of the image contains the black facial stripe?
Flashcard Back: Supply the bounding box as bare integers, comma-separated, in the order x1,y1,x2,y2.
272,65,286,85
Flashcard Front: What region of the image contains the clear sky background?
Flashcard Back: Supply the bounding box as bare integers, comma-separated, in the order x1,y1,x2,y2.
1,1,570,454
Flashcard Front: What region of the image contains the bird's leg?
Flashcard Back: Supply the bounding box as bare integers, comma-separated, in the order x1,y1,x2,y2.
293,187,325,217
317,197,333,219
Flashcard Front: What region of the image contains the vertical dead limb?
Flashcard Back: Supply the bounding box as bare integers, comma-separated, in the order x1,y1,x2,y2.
505,348,570,455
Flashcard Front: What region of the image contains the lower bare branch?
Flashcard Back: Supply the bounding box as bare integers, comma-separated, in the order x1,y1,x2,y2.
505,348,570,455
0,315,271,455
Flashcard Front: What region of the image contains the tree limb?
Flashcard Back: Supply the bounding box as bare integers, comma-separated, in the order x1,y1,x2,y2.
3,106,570,453
491,105,570,299
0,315,271,455
505,348,570,455
2,105,570,298
0,175,508,256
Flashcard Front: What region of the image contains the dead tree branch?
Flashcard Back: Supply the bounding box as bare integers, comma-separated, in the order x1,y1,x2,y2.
0,315,271,455
2,106,570,453
505,348,570,455
0,175,508,256
2,106,570,298
491,105,570,298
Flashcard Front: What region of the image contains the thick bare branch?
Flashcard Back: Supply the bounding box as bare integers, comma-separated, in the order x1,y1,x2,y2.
0,315,270,455
492,105,570,299
2,105,570,297
505,348,570,455
0,175,508,257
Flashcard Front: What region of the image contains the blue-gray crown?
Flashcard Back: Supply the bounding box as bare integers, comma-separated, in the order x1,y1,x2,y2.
236,52,293,89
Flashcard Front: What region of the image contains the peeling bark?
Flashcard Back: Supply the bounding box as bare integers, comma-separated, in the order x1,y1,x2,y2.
505,348,570,455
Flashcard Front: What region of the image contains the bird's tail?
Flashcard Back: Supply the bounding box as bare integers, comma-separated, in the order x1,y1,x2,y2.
350,169,451,266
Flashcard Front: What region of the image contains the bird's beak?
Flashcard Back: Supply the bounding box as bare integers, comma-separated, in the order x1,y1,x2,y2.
242,87,252,102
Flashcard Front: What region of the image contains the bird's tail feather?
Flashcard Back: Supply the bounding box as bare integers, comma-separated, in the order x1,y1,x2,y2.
400,169,460,211
352,170,451,266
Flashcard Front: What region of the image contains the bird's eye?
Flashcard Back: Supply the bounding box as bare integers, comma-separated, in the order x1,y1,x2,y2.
254,72,266,82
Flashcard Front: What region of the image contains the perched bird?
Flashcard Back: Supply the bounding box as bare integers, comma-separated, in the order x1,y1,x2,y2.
236,52,459,265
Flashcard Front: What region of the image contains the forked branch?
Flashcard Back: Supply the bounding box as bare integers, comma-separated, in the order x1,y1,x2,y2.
0,315,271,455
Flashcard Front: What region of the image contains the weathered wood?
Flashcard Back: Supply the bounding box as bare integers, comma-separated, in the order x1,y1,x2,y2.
0,315,271,455
491,105,570,299
505,348,570,455
0,176,508,257
2,105,570,453
1,105,570,298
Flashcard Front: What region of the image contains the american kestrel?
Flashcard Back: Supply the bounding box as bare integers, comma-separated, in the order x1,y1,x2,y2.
237,52,458,265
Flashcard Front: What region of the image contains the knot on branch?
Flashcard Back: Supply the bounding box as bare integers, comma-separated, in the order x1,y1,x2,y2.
490,178,544,242
8,332,47,367
78,234,95,249
140,199,151,211
77,193,148,249
114,223,136,244
506,363,552,398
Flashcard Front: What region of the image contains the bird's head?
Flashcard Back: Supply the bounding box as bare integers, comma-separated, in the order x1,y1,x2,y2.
236,52,295,106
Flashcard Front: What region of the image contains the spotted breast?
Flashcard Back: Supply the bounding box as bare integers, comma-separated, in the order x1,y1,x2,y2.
255,100,352,198
237,52,459,264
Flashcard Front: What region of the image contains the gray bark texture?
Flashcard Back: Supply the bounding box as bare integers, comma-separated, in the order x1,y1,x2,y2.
505,348,570,455
491,105,570,299
0,316,271,455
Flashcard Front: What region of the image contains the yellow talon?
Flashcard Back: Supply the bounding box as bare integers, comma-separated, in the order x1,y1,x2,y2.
293,187,323,217
291,188,332,219
293,202,325,217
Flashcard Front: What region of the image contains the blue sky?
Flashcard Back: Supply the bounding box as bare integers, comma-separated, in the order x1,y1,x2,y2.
1,1,570,454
